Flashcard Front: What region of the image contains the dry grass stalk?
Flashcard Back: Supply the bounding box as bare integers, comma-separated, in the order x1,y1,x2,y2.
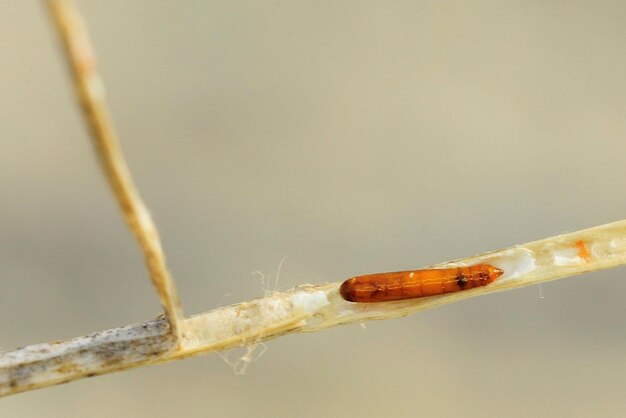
47,0,184,341
2,0,624,399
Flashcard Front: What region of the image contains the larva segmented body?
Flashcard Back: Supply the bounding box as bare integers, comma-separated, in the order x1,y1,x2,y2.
339,264,503,303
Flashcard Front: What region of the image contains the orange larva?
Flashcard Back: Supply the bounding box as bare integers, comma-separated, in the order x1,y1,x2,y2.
339,264,503,303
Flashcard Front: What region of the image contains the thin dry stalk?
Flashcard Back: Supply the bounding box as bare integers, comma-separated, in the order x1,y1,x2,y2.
2,219,626,396
46,0,183,341
3,0,624,400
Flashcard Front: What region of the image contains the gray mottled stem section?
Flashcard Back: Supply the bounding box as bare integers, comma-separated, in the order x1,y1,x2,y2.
0,317,174,396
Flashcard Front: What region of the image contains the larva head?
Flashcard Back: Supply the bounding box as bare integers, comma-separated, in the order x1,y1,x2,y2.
339,277,360,302
480,264,503,284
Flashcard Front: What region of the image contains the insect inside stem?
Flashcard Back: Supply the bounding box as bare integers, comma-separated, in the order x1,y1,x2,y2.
340,264,503,303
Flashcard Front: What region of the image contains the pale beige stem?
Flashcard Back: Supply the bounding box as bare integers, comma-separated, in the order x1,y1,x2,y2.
2,219,625,397
46,0,183,341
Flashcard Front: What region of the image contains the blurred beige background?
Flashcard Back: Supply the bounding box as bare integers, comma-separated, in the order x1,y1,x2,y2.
2,1,626,417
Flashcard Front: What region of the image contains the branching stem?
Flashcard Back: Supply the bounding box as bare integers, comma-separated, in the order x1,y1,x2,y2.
2,219,626,396
5,0,621,400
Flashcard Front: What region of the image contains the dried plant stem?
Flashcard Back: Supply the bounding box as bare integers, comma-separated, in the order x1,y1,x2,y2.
46,0,183,341
2,219,626,396
8,0,622,401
